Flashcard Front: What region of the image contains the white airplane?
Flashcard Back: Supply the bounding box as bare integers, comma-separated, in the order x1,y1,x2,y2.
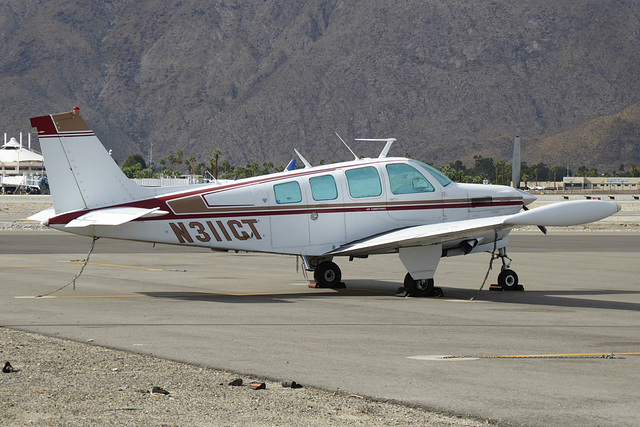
29,108,619,297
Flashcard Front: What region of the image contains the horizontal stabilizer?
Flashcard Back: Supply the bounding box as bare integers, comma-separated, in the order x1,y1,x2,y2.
26,207,56,224
504,200,620,226
65,207,168,228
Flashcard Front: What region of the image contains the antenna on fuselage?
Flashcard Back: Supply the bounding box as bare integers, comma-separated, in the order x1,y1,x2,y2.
294,148,312,168
335,132,358,160
354,138,396,158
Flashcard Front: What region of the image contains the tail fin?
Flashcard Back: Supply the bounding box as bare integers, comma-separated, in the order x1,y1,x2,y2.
30,107,153,214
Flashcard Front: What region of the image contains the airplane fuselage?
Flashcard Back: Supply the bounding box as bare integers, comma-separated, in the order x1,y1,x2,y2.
47,157,529,257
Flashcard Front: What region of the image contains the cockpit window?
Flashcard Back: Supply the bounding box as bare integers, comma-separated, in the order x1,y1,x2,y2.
386,163,435,194
414,160,453,187
345,166,382,198
274,181,302,204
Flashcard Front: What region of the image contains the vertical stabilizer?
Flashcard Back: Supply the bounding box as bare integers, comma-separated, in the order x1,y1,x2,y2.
30,108,153,214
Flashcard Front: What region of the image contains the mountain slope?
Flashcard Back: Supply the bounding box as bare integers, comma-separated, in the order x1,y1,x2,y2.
1,0,638,171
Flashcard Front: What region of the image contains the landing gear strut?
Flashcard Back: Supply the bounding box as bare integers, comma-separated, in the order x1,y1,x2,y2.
403,273,444,297
491,248,524,291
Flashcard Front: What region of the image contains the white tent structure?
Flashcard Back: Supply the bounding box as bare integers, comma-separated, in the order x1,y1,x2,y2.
0,134,46,193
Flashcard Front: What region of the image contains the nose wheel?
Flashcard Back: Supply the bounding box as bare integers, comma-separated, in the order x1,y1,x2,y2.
490,248,524,292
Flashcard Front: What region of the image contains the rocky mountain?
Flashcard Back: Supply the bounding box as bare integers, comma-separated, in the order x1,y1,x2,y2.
1,0,639,172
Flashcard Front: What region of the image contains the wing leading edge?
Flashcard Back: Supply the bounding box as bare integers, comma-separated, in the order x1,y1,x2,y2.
328,200,620,257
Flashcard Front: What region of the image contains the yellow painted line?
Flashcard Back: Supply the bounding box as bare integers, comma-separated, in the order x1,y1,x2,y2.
446,352,640,359
410,352,640,361
34,290,373,299
0,265,79,269
71,261,164,271
38,294,146,299
0,262,164,271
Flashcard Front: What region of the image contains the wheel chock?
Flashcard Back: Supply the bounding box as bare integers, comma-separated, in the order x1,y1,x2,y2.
249,382,266,390
228,378,243,386
282,380,303,389
308,281,320,288
489,284,525,291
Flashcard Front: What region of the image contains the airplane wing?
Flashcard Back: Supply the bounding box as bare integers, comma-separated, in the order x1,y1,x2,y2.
65,207,169,228
328,200,619,257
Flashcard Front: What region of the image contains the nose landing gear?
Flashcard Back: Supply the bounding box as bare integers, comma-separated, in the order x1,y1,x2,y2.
490,248,524,292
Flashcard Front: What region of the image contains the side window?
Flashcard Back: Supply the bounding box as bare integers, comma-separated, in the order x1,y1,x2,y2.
386,163,434,194
345,166,382,198
274,181,302,204
310,175,338,201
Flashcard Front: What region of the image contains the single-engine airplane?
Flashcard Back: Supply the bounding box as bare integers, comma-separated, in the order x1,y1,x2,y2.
29,108,620,296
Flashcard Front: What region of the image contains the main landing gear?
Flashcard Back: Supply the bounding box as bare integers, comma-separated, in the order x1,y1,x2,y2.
490,248,524,292
303,257,346,289
403,274,444,297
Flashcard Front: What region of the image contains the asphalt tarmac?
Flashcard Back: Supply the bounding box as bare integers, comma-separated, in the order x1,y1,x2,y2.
2,230,639,426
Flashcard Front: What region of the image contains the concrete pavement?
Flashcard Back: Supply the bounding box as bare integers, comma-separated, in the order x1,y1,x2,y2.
1,231,639,426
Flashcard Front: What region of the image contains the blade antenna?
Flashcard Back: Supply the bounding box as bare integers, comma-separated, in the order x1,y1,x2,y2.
335,132,358,160
293,149,312,168
355,138,396,158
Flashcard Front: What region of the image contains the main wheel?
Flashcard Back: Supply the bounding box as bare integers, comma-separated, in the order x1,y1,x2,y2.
403,273,442,297
497,269,519,290
314,261,342,288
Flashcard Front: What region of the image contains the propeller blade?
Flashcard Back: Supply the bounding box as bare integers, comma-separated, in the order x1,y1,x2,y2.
522,204,548,234
512,136,521,189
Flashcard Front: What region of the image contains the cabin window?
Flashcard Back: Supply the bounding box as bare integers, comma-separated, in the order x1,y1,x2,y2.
274,181,302,204
345,166,382,198
386,163,434,194
414,160,453,187
310,175,338,201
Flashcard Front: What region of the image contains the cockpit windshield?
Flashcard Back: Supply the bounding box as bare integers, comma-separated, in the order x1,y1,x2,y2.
413,160,453,187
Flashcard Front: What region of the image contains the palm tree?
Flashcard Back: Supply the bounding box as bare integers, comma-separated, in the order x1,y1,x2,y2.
209,149,221,179
551,166,559,190
185,156,196,174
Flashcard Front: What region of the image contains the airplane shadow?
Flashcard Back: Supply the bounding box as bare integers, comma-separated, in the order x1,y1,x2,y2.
137,280,401,304
138,280,640,312
441,286,640,312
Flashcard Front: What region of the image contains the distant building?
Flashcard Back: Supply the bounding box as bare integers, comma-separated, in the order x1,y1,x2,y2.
563,176,640,192
0,134,46,193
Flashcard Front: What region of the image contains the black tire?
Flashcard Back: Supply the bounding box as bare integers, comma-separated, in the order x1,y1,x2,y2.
403,273,434,297
314,261,342,288
497,269,519,290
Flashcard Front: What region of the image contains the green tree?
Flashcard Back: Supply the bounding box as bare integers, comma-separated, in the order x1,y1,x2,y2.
209,149,221,179
122,153,147,169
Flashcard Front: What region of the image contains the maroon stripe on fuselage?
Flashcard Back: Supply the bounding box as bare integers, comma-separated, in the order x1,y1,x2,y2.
47,199,523,225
